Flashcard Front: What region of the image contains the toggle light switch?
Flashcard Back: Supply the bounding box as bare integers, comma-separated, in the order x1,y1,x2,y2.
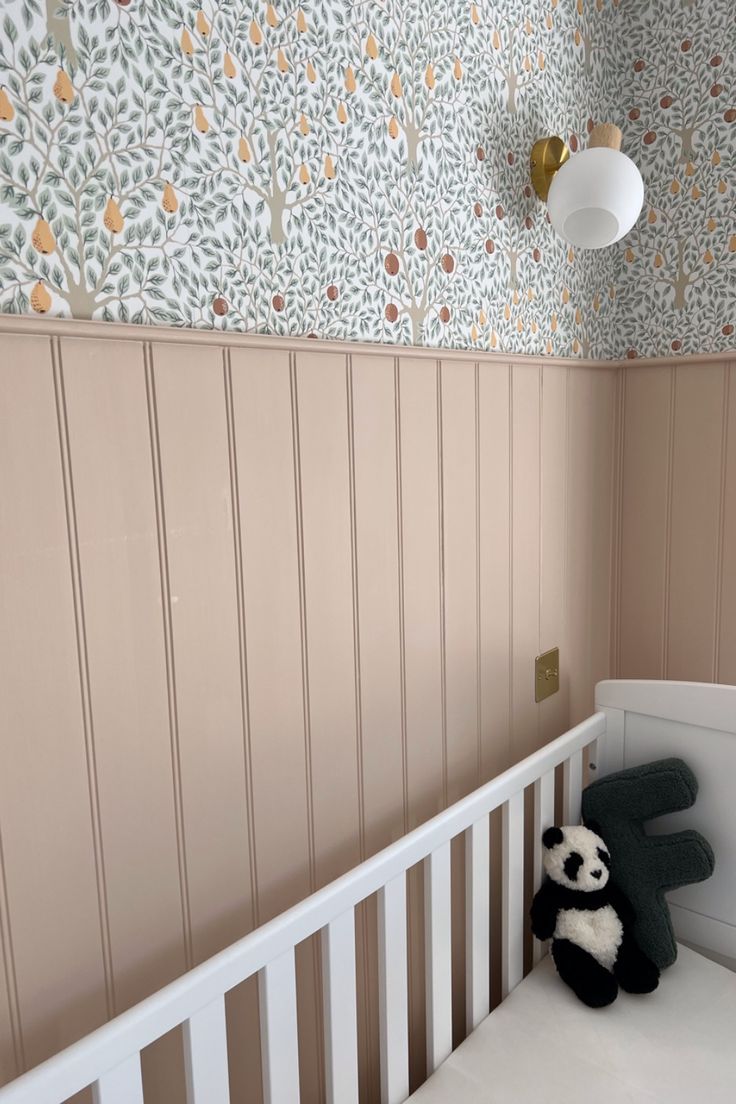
535,647,560,703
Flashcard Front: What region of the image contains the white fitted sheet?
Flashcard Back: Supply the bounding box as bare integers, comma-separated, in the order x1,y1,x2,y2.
408,944,736,1103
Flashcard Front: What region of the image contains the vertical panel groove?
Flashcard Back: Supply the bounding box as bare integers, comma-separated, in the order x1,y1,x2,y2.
508,364,514,755
52,337,115,1024
393,359,409,835
474,363,482,785
436,361,448,809
289,351,325,1101
661,366,677,679
712,364,730,682
0,822,22,1074
612,367,626,678
144,340,193,970
223,348,259,929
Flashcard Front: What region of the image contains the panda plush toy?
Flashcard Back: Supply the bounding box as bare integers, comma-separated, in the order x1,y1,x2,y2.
531,825,660,1008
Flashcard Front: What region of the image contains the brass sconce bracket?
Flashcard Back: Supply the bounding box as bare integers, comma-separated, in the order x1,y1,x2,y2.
530,136,570,202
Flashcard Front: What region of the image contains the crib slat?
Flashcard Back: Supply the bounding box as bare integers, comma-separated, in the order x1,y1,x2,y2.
563,748,584,825
321,910,359,1104
259,948,300,1104
183,995,230,1104
501,791,524,998
532,769,556,965
465,814,490,1031
424,841,452,1073
92,1055,144,1104
378,873,409,1104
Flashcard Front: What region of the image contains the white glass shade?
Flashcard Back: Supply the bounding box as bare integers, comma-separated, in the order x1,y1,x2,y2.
547,147,644,249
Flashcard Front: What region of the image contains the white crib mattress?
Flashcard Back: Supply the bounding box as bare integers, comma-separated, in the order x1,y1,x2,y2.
408,944,736,1103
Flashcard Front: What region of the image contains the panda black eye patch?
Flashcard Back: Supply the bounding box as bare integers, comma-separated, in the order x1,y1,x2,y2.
597,847,611,867
563,852,584,880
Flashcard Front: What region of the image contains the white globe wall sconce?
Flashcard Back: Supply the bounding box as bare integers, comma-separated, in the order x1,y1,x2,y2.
530,124,644,249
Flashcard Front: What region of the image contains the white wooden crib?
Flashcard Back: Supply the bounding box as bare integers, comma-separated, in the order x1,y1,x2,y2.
1,680,734,1104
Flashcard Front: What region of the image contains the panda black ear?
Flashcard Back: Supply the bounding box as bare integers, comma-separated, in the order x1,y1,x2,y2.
542,826,564,849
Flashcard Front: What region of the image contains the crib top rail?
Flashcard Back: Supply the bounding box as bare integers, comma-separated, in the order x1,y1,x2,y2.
0,711,604,1104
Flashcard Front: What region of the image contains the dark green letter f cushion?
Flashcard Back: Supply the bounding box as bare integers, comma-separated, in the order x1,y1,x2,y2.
581,758,715,970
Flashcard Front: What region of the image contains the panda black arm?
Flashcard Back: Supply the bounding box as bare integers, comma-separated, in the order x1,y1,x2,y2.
530,880,559,941
606,881,636,927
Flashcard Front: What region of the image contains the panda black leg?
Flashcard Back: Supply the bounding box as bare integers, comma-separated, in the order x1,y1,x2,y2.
551,939,618,1008
613,932,659,994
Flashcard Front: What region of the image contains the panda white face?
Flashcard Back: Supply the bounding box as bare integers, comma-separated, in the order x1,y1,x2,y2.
542,825,611,892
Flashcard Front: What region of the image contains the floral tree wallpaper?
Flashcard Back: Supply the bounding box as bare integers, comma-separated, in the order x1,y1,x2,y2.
0,0,733,358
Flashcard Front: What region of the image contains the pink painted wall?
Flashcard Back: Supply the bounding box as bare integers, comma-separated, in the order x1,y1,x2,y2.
0,321,618,1101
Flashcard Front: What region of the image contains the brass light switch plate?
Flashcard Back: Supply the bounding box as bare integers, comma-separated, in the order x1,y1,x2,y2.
535,647,560,703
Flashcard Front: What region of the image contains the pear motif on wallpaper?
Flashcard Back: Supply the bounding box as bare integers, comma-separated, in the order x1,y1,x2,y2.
277,48,288,73
180,27,194,55
337,102,347,124
345,66,356,93
323,154,335,180
103,196,124,234
366,33,378,60
306,60,316,83
196,10,209,36
249,20,262,45
0,86,14,121
223,51,236,78
388,116,399,139
31,217,55,254
194,105,209,133
296,9,307,33
53,68,74,103
162,182,178,213
30,280,51,313
299,113,309,135
298,163,310,185
238,136,252,162
425,63,435,89
266,4,279,28
453,56,462,80
390,72,402,98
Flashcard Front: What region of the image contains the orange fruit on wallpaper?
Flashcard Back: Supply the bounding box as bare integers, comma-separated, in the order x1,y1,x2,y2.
385,253,400,276
491,330,499,348
53,68,74,103
522,54,531,72
306,60,317,83
196,10,209,36
103,196,124,233
538,51,545,69
249,20,262,45
504,304,511,321
492,29,501,49
471,323,478,341
180,28,194,56
707,217,717,232
238,136,251,161
272,294,285,311
266,4,279,28
524,16,533,33
593,293,600,312
647,209,656,223
479,309,487,324
471,5,479,26
704,249,714,263
625,247,634,262
388,116,399,139
390,72,402,98
337,102,347,124
30,280,51,313
575,306,582,324
453,56,462,80
517,318,523,333
512,289,520,305
31,217,55,254
712,150,721,165
546,13,553,29
729,234,736,252
440,306,451,323
691,184,701,199
0,86,14,120
194,105,209,133
562,287,570,303
326,284,338,301
296,9,307,33
567,246,574,263
323,154,335,179
366,33,378,59
425,63,435,89
213,296,228,316
484,239,494,253
277,48,288,73
224,51,236,78
573,338,580,353
299,113,309,135
441,253,455,273
671,180,680,194
298,163,310,185
551,313,557,332
345,66,356,93
385,303,398,322
414,227,427,249
162,182,178,213
653,253,663,268
718,179,727,194
684,160,695,176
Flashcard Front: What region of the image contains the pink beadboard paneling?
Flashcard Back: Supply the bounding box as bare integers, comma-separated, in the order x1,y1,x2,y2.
0,320,629,1104
718,365,736,684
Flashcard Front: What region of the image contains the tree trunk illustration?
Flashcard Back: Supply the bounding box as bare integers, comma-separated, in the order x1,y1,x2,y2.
672,239,691,310
506,69,517,113
45,0,77,68
675,127,695,162
404,120,421,172
507,249,519,290
65,280,100,319
408,305,426,345
266,130,286,245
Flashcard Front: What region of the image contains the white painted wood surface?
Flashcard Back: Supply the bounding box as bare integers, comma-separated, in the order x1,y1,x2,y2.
532,771,556,966
424,842,453,1074
92,1056,143,1104
501,791,524,999
465,816,490,1031
0,712,604,1104
321,911,359,1104
183,997,230,1104
258,950,300,1104
377,874,409,1104
562,749,584,825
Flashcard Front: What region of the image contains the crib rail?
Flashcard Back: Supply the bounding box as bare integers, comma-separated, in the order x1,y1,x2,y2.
0,712,604,1104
